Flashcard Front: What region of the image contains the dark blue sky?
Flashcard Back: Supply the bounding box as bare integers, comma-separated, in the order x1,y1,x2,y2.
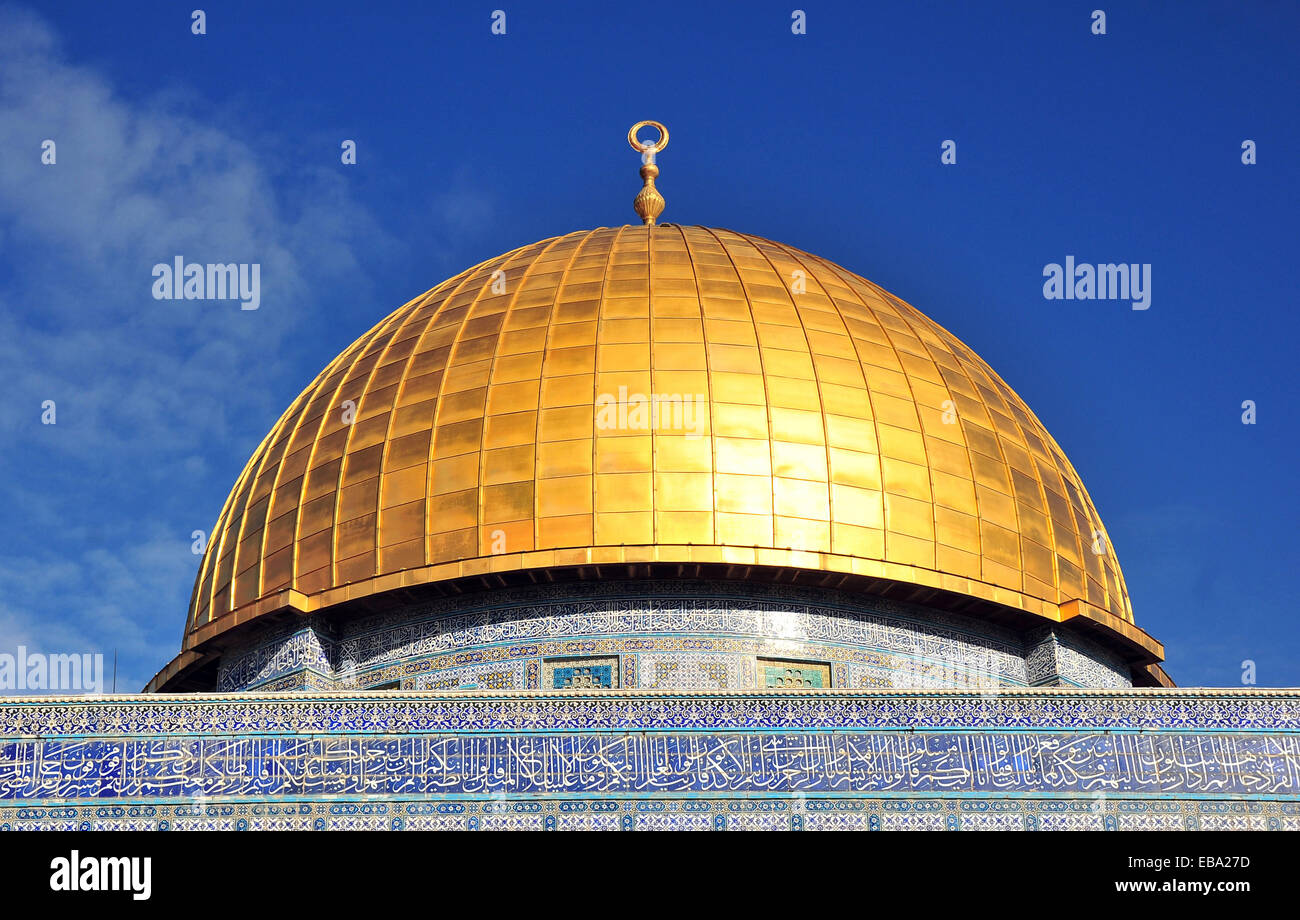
1,1,1296,689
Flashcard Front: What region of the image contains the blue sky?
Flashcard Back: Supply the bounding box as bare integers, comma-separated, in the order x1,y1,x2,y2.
1,1,1296,690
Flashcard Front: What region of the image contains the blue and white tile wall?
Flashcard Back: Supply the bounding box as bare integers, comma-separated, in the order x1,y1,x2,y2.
215,581,1131,692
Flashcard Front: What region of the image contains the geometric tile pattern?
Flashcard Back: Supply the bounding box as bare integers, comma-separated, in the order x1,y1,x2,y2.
6,686,1300,738
1,688,1298,831
1026,626,1130,689
550,665,613,689
634,814,713,832
5,688,1299,738
761,659,831,688
640,654,738,690
545,658,618,689
412,662,527,691
214,581,1130,692
7,798,1293,831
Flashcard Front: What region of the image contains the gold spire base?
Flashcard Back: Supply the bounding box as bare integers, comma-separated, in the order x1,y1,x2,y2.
634,164,665,226
629,121,669,225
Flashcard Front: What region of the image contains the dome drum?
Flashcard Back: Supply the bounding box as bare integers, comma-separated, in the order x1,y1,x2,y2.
150,560,1166,693
163,577,1148,695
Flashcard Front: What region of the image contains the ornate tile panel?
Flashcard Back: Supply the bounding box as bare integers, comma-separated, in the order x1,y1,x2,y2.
640,654,738,690
0,688,1296,831
804,812,871,832
543,657,619,690
634,813,712,831
0,728,1297,799
961,813,1025,831
213,581,1135,693
1038,813,1105,831
2,688,1300,736
555,814,621,831
760,659,831,688
727,813,790,831
410,661,527,691
0,796,1296,832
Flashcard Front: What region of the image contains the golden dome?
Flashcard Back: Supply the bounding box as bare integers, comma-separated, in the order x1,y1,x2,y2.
177,225,1160,668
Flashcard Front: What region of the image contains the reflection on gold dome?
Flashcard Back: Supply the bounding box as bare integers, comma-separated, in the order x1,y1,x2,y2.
176,224,1159,669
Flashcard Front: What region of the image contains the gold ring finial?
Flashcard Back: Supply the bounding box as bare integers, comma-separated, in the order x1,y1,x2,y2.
629,121,668,226
628,121,669,154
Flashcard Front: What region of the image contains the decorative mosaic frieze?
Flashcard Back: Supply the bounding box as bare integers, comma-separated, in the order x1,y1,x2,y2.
555,814,621,831
1,729,1297,800
5,797,1292,832
1025,627,1129,689
410,661,527,691
1054,632,1131,688
639,653,737,690
2,688,1296,831
217,622,336,692
212,580,1136,693
334,581,1037,690
3,688,1299,738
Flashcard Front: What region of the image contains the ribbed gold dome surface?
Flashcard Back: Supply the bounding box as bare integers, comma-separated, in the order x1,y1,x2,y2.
184,225,1136,652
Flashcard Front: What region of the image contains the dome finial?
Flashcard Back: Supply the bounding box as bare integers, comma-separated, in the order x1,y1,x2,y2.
628,121,669,226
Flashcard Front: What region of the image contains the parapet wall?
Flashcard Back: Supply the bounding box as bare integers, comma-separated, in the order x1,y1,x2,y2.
1,688,1296,831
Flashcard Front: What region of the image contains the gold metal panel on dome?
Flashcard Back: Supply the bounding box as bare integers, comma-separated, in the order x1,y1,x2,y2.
183,225,1138,652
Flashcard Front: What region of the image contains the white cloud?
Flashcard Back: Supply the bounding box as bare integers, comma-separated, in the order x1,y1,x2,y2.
0,7,403,691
